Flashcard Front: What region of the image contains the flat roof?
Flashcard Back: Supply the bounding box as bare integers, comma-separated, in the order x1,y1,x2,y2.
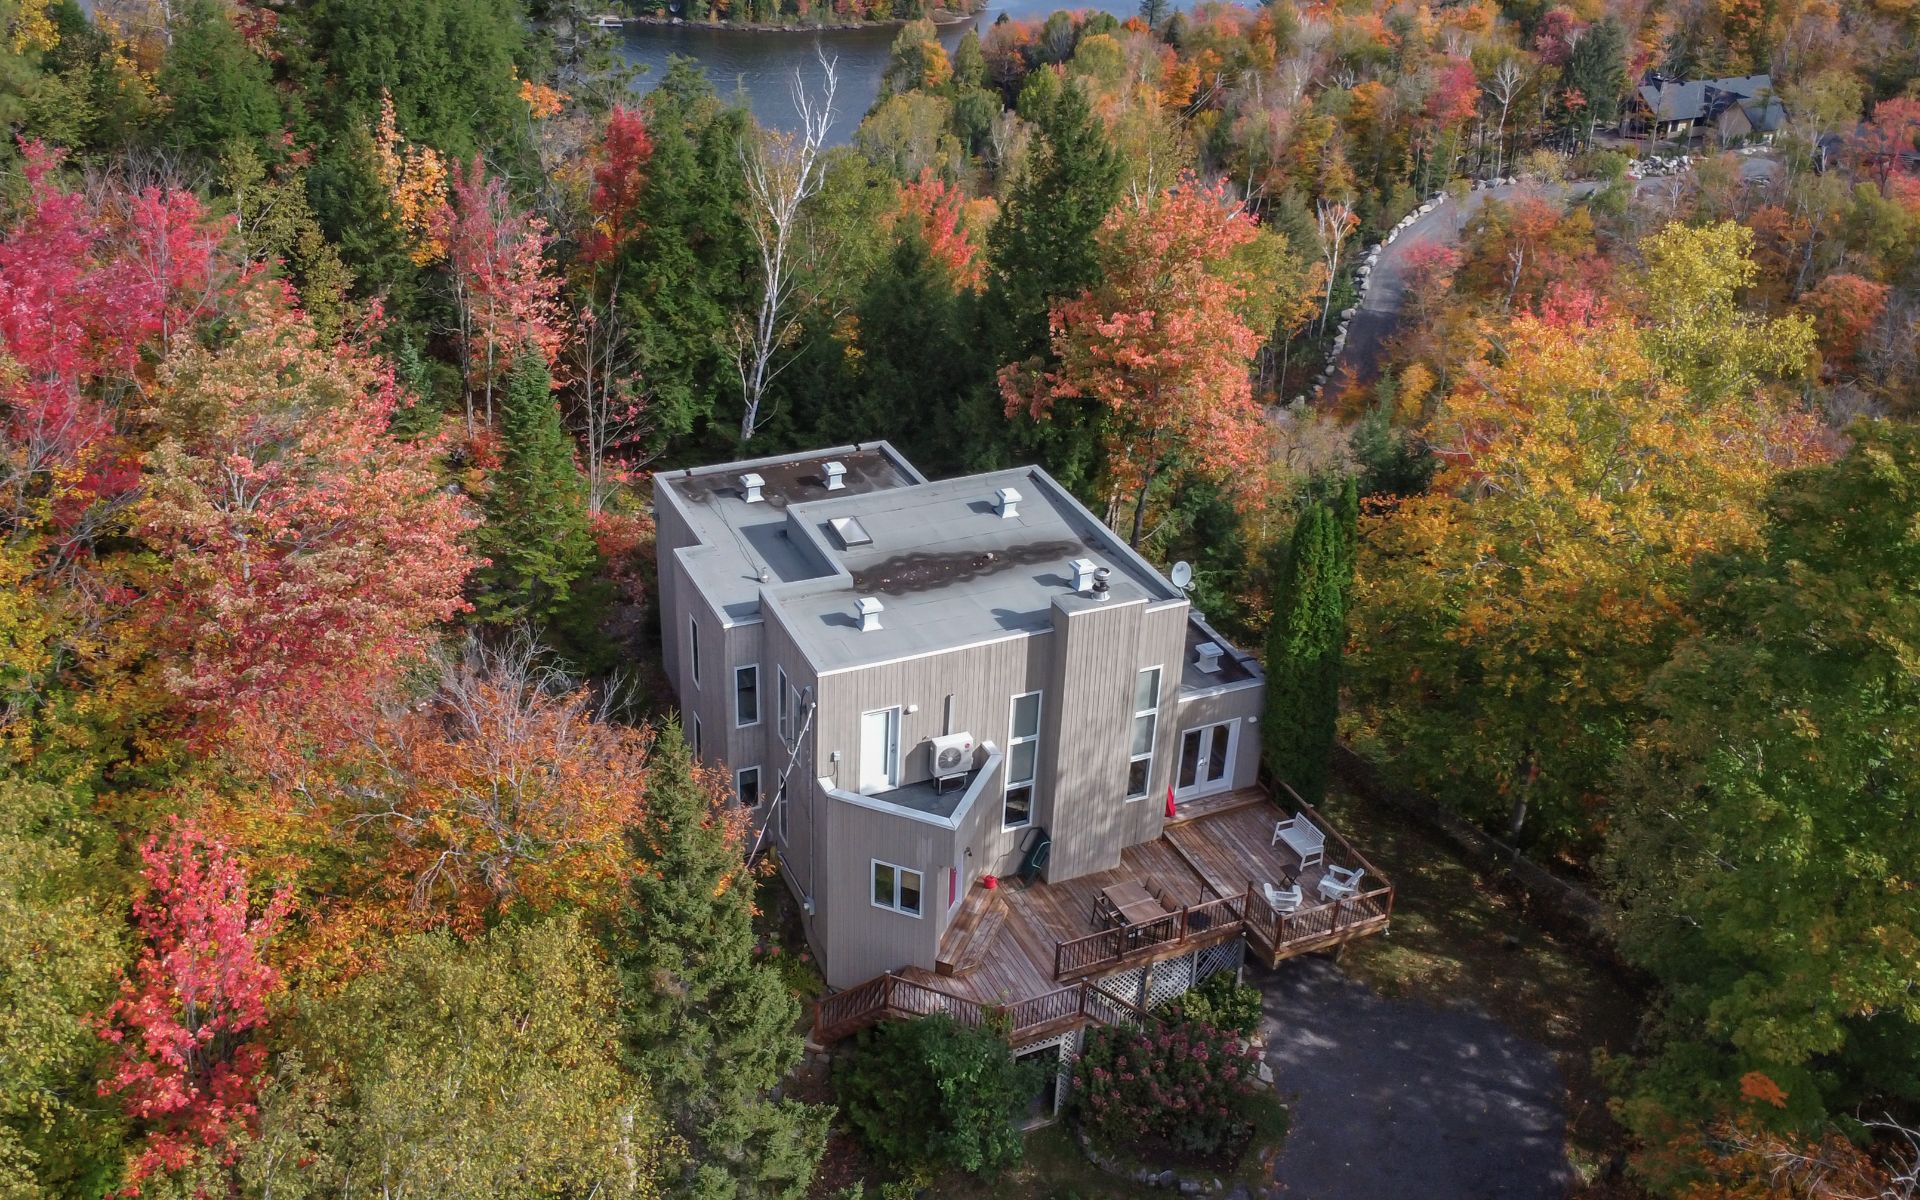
659,444,1192,673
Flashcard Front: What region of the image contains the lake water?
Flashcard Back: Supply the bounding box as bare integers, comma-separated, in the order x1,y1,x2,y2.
613,0,1156,144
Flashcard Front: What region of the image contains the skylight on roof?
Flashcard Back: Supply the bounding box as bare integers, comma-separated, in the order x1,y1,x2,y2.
829,516,873,548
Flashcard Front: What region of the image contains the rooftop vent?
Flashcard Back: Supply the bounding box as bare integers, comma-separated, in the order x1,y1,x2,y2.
823,461,847,491
740,472,766,503
995,486,1023,519
829,516,873,548
855,596,884,633
1092,566,1112,603
1195,642,1225,674
1070,557,1098,595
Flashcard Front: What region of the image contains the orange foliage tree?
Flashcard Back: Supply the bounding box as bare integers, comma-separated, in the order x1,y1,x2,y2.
1002,177,1287,547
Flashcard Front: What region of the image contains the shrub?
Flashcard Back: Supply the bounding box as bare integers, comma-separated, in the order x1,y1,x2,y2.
1072,1015,1266,1162
835,1015,1042,1177
1166,972,1264,1038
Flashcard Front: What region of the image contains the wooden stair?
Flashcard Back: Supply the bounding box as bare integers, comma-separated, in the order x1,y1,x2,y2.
935,889,1009,977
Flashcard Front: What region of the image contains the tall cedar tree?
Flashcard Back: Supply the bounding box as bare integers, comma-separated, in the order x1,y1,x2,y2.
982,80,1121,491
614,725,828,1200
471,355,604,648
1263,498,1353,803
157,0,282,159
848,231,981,478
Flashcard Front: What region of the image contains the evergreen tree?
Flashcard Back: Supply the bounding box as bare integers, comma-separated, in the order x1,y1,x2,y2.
471,354,604,649
952,29,986,90
619,59,755,456
157,0,282,159
1561,18,1627,147
982,79,1122,488
614,725,828,1200
850,231,987,477
1263,499,1352,803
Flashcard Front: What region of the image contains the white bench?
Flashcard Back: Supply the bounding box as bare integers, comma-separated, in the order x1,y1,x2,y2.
1270,815,1325,869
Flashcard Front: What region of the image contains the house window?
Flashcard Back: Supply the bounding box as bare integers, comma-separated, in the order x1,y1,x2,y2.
871,859,923,917
735,766,760,810
775,779,789,843
735,665,760,728
777,667,793,744
1126,666,1162,800
1004,690,1041,829
690,713,703,761
688,617,702,687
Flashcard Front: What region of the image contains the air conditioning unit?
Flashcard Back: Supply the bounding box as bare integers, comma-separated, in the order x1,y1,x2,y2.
928,732,975,790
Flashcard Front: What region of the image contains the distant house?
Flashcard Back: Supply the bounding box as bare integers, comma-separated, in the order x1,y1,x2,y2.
1633,72,1784,142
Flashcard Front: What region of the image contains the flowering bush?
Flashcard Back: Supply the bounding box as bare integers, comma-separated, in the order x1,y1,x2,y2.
1163,972,1265,1038
1072,1015,1265,1161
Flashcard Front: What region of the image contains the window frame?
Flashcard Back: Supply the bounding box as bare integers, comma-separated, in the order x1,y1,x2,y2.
690,712,703,761
776,666,792,744
775,778,789,843
870,858,924,918
735,765,761,810
1126,666,1162,801
735,664,761,728
1003,689,1042,830
688,616,702,687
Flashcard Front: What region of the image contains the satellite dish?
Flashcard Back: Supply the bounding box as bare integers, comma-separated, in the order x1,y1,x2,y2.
1169,561,1193,590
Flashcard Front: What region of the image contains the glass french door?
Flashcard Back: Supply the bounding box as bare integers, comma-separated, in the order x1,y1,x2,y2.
1174,721,1237,800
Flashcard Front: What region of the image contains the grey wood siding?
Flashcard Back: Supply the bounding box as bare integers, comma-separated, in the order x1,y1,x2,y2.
817,795,955,987
1044,597,1147,880
1174,681,1266,792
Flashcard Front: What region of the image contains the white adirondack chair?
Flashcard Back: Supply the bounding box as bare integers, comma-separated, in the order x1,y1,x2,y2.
1262,882,1303,913
1317,864,1366,902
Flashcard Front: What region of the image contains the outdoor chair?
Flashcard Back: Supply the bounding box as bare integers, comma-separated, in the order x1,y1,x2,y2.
1271,814,1326,869
1317,864,1366,902
1262,882,1303,913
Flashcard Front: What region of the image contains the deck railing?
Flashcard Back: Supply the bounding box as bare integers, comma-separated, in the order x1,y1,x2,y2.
1242,790,1396,958
812,973,1157,1044
1052,889,1249,981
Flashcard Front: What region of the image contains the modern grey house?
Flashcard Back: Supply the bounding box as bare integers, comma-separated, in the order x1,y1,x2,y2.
655,444,1390,1052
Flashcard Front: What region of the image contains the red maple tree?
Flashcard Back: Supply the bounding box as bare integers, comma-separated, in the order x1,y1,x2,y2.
99,823,289,1186
580,105,654,266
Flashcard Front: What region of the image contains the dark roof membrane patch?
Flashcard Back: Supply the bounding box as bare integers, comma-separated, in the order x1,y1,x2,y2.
852,540,1083,597
676,451,906,508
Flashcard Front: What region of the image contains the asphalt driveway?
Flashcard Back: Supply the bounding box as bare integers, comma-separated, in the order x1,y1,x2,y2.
1256,957,1574,1200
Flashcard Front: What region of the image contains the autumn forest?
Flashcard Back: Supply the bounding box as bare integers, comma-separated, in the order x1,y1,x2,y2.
0,0,1918,1195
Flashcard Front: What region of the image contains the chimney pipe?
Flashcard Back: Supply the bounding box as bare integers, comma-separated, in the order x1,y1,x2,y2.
1092,566,1111,602
823,461,847,491
856,596,883,632
740,472,765,503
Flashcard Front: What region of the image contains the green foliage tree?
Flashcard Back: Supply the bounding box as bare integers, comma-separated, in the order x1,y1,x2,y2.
835,1015,1039,1177
295,0,527,158
471,354,605,653
613,725,827,1200
1263,498,1351,804
982,79,1122,489
0,780,125,1200
619,59,754,454
1558,17,1625,147
156,0,282,159
1605,420,1920,1138
241,918,669,1200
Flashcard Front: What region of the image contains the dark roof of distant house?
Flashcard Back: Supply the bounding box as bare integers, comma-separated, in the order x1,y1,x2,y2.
1733,96,1787,133
1639,74,1775,123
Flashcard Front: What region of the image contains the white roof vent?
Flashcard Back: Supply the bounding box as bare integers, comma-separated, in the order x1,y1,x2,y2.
740,472,765,503
855,595,883,632
1070,557,1097,595
1195,642,1225,674
995,486,1022,519
823,461,847,491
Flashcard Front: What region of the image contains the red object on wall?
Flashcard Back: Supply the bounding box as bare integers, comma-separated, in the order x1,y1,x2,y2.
981,874,998,890
1165,785,1177,819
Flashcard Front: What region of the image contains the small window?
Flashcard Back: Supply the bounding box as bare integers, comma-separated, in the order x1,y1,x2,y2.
688,617,702,687
872,859,923,917
775,779,789,843
735,665,760,727
690,713,703,761
1004,690,1042,829
777,667,793,743
736,766,760,809
1126,667,1161,800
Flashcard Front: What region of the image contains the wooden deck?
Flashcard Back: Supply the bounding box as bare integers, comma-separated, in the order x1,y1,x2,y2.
812,787,1393,1043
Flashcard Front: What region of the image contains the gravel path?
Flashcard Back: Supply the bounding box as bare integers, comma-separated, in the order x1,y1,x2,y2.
1257,957,1574,1200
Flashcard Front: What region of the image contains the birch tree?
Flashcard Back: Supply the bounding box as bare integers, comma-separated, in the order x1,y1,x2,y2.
735,51,837,445
1313,197,1356,333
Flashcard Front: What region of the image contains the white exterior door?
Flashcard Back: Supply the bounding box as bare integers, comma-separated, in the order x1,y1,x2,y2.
1174,721,1238,801
859,707,900,795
